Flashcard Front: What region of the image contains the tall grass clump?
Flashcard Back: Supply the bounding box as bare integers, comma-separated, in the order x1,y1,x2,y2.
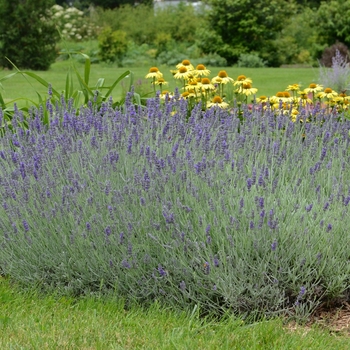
0,92,350,321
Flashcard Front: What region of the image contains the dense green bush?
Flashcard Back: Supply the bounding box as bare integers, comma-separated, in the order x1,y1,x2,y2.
237,53,266,68
205,0,296,66
98,26,128,63
95,3,205,48
0,0,59,70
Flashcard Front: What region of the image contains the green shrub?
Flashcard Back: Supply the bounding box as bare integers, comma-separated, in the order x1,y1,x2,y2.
98,26,128,63
0,0,59,70
237,53,266,68
121,42,156,67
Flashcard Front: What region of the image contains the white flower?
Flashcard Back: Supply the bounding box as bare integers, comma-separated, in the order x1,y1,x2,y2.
52,5,64,12
64,23,73,29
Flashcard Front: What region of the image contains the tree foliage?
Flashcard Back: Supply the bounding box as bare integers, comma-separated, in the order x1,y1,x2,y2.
204,0,296,66
316,0,350,48
0,0,59,70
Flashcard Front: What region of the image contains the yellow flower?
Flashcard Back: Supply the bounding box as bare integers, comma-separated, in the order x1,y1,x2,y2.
233,75,252,86
211,70,234,84
207,95,229,109
173,66,193,80
304,83,323,94
286,84,300,91
290,109,299,122
200,77,216,91
145,67,163,79
154,78,168,86
185,79,202,92
237,82,258,96
159,90,173,100
297,90,313,105
176,59,194,71
290,109,308,123
256,95,268,103
270,91,290,104
193,64,211,76
181,90,196,99
282,91,293,102
317,87,338,99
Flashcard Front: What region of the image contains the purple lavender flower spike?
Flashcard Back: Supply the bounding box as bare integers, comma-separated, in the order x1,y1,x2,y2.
247,178,252,191
158,264,167,277
305,204,313,212
271,239,277,251
23,220,30,232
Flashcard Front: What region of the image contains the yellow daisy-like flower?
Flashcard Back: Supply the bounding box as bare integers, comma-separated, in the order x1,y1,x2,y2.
154,78,168,86
145,67,163,79
207,95,229,109
297,90,313,105
176,59,194,71
181,90,196,99
211,70,234,84
159,90,173,101
193,64,211,77
317,87,338,99
233,75,252,86
290,109,308,123
270,92,288,104
173,66,193,80
200,77,216,91
290,109,299,122
238,82,258,96
185,79,202,92
286,84,301,91
256,95,268,103
282,91,293,102
304,83,323,94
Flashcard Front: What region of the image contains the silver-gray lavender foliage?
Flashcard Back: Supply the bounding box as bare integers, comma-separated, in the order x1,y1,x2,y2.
0,92,350,319
318,49,350,93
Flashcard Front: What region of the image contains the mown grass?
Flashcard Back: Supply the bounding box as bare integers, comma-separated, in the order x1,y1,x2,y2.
0,60,319,105
0,278,348,349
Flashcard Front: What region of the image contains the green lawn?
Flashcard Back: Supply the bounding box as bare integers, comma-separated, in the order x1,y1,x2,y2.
0,278,348,349
0,60,319,105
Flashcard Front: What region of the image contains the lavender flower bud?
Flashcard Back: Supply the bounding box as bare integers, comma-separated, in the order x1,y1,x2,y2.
158,264,167,277
271,239,277,251
247,178,252,191
180,280,186,291
23,220,30,232
305,204,313,212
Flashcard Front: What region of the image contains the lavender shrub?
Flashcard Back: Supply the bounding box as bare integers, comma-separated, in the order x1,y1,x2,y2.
318,49,350,93
0,93,350,319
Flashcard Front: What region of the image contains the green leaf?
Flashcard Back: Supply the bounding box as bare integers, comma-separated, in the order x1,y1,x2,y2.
104,70,131,100
17,71,60,99
95,78,105,90
84,55,91,86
